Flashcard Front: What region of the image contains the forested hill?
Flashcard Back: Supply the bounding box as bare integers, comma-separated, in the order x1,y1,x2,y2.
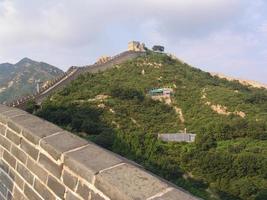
0,58,63,103
34,52,267,200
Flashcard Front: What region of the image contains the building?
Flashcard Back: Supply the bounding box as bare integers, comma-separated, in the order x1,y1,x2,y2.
158,133,196,143
152,45,165,53
128,41,146,52
96,56,111,64
149,88,173,97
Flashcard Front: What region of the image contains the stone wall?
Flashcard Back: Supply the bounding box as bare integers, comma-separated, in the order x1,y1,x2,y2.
0,105,199,200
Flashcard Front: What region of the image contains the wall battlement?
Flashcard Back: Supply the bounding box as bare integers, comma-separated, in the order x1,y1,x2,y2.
0,105,198,200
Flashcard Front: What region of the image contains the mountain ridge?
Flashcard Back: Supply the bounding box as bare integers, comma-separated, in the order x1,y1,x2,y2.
0,58,63,103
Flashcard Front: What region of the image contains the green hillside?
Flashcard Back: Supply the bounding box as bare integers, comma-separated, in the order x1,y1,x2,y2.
0,58,63,103
33,52,267,200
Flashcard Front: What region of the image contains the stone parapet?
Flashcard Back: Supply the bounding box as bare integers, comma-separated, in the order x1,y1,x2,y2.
0,105,199,200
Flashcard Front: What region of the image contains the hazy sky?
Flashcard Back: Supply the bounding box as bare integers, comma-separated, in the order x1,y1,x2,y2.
0,0,266,83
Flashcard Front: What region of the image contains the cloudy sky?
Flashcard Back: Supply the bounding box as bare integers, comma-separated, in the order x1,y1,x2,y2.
0,0,266,83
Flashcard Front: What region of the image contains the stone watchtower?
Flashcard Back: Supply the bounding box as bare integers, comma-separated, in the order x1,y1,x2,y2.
128,41,146,52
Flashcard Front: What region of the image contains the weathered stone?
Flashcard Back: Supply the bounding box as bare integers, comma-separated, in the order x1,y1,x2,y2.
21,138,39,160
95,164,169,200
0,182,8,197
91,192,105,200
8,168,25,190
40,131,87,160
0,160,9,173
64,143,122,183
0,109,26,124
62,170,78,190
12,186,28,200
76,181,90,199
6,129,21,145
27,158,48,183
10,145,27,164
24,184,42,200
0,135,11,151
0,170,13,192
16,162,34,185
3,151,16,169
0,125,6,136
47,175,66,199
65,190,81,200
153,188,199,200
34,179,56,200
11,115,63,145
38,153,62,178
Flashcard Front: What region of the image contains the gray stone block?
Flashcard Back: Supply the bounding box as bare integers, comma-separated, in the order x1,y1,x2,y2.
34,178,56,200
76,181,90,199
62,170,78,190
21,138,39,160
3,151,16,169
64,143,122,183
65,190,81,200
6,130,20,145
38,153,62,178
10,145,27,164
91,192,105,200
24,184,42,200
16,162,34,185
95,164,169,200
11,114,63,145
47,175,66,199
152,188,199,200
27,158,48,183
0,135,11,151
40,131,88,160
8,168,25,190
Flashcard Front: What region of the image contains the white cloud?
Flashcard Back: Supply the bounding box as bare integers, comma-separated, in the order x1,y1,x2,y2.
0,0,266,83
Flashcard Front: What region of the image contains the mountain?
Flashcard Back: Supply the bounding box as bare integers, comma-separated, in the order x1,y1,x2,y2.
33,52,267,200
0,58,63,103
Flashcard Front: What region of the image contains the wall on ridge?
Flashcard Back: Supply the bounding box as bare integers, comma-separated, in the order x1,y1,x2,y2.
0,105,199,200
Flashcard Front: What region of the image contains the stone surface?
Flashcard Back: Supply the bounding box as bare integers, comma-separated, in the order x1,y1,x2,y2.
76,181,90,199
34,179,56,200
95,163,169,200
62,170,78,190
21,138,39,160
27,158,48,183
12,115,63,145
64,143,122,183
40,131,88,160
47,175,66,199
0,104,198,200
153,188,199,200
38,153,62,178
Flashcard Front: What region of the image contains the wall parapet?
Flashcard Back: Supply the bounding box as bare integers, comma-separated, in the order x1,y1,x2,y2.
0,105,199,200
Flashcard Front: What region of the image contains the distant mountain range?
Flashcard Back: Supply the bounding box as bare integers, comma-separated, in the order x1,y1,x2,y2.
0,58,63,103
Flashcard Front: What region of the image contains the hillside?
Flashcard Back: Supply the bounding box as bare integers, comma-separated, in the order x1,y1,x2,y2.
33,52,267,200
0,58,63,103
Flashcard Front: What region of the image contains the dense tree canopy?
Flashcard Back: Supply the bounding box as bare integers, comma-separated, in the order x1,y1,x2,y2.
34,52,267,200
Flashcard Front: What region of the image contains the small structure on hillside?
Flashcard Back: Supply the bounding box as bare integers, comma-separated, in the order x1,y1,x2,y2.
128,41,146,52
152,45,165,53
158,133,196,143
149,88,173,97
96,56,111,64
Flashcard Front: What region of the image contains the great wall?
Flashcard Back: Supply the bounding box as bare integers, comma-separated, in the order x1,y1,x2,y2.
0,104,199,200
6,50,145,109
0,42,199,199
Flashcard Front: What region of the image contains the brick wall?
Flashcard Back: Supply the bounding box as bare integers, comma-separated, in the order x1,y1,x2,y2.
0,105,199,200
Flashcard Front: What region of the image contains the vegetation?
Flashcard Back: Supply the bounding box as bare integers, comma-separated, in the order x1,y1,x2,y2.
34,52,267,200
0,58,63,103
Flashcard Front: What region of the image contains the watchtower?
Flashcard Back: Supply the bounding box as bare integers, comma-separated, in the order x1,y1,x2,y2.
128,41,146,52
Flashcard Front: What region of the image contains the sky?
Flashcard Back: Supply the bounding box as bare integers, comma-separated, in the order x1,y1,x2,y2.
0,0,266,83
